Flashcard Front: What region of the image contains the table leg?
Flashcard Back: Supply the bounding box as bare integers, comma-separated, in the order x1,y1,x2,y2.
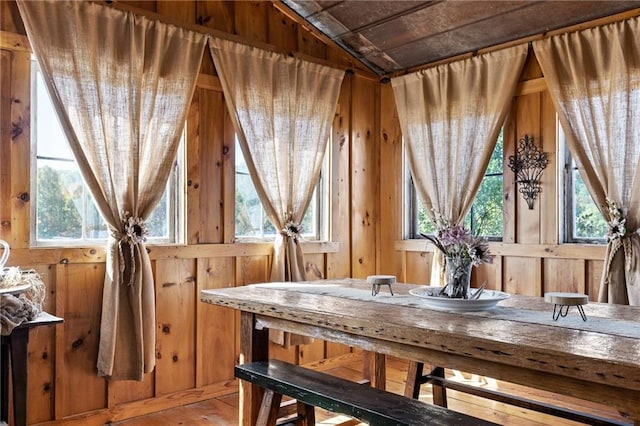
239,311,269,426
2,327,29,426
1,338,9,423
363,351,386,390
431,367,448,407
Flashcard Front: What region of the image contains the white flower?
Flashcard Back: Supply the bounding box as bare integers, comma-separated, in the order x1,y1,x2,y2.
121,212,148,245
605,198,627,242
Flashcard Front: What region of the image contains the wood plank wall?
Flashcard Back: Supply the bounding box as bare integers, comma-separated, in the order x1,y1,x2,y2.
0,1,375,424
0,1,629,424
390,51,608,299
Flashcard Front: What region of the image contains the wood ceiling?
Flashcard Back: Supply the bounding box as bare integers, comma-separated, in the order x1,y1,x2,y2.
279,0,640,75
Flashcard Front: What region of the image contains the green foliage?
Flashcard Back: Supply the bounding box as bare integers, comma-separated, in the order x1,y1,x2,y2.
417,132,504,237
36,166,82,240
573,171,607,239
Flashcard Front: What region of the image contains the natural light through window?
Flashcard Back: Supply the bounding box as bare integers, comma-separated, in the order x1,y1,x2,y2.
31,59,182,245
234,138,327,241
559,125,607,243
410,130,504,239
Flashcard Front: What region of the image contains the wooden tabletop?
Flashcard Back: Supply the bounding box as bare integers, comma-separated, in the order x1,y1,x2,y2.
201,279,640,424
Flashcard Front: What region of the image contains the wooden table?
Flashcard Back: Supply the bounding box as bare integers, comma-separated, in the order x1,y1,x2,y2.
200,279,640,425
1,311,63,426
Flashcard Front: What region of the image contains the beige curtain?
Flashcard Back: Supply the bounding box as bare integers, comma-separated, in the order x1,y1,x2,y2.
391,46,527,284
534,17,640,306
209,39,343,346
18,1,207,379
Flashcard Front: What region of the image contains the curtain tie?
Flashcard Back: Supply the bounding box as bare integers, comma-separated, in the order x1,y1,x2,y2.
110,212,148,286
604,198,638,275
280,215,302,243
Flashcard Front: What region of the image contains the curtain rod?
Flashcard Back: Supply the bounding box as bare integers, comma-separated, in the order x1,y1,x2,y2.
385,7,640,79
96,1,377,80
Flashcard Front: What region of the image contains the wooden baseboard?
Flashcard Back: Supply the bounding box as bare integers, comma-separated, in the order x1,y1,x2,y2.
35,380,238,426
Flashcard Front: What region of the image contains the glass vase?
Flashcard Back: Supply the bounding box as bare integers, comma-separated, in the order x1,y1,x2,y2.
441,255,473,299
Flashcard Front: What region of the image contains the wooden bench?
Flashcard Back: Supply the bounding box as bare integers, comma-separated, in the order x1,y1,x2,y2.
235,359,499,426
405,361,631,426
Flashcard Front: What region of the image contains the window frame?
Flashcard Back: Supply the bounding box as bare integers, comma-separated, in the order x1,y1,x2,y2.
233,137,330,242
559,128,606,245
406,133,504,241
29,58,184,247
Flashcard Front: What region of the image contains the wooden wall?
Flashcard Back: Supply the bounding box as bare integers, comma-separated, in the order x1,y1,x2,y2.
388,51,608,300
0,1,377,424
0,1,632,424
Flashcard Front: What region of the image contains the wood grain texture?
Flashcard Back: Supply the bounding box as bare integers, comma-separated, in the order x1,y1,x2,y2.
326,74,352,281
0,2,627,423
234,1,269,44
378,83,403,277
25,265,55,424
235,359,498,426
503,257,542,296
514,93,541,244
196,257,236,386
155,259,197,395
198,89,224,244
539,91,558,245
156,1,195,26
0,30,29,52
268,6,297,53
186,88,201,245
404,251,431,285
222,103,236,243
543,258,585,294
502,96,517,244
9,50,29,248
204,280,640,421
350,76,377,279
59,263,107,416
0,49,11,242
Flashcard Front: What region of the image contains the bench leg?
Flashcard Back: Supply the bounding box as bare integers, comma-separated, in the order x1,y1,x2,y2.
404,362,448,407
431,367,448,407
295,400,315,426
256,390,316,426
257,389,283,426
404,360,424,399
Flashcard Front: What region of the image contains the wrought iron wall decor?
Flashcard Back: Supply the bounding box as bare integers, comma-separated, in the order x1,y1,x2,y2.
508,134,549,210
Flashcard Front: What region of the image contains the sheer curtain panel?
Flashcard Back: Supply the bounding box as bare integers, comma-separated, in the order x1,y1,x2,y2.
18,0,207,379
209,38,343,346
391,46,527,285
534,17,640,305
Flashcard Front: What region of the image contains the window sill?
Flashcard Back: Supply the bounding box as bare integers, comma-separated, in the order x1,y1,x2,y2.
12,241,340,265
395,240,606,260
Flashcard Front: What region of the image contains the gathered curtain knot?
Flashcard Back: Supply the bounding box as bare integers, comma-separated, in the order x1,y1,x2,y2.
110,212,148,286
604,198,637,273
280,213,302,242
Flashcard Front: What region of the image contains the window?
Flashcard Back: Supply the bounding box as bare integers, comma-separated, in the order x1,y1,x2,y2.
234,138,328,241
30,60,183,246
409,131,504,239
560,127,607,243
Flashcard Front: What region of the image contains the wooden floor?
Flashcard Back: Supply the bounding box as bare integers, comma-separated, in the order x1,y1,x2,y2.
111,353,629,425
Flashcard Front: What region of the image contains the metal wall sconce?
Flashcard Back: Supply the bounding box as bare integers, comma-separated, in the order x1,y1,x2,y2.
508,134,549,210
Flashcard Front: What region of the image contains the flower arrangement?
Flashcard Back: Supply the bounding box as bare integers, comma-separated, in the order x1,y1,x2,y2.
121,212,148,245
421,212,493,298
281,212,302,242
605,198,627,242
422,225,493,267
421,212,494,267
